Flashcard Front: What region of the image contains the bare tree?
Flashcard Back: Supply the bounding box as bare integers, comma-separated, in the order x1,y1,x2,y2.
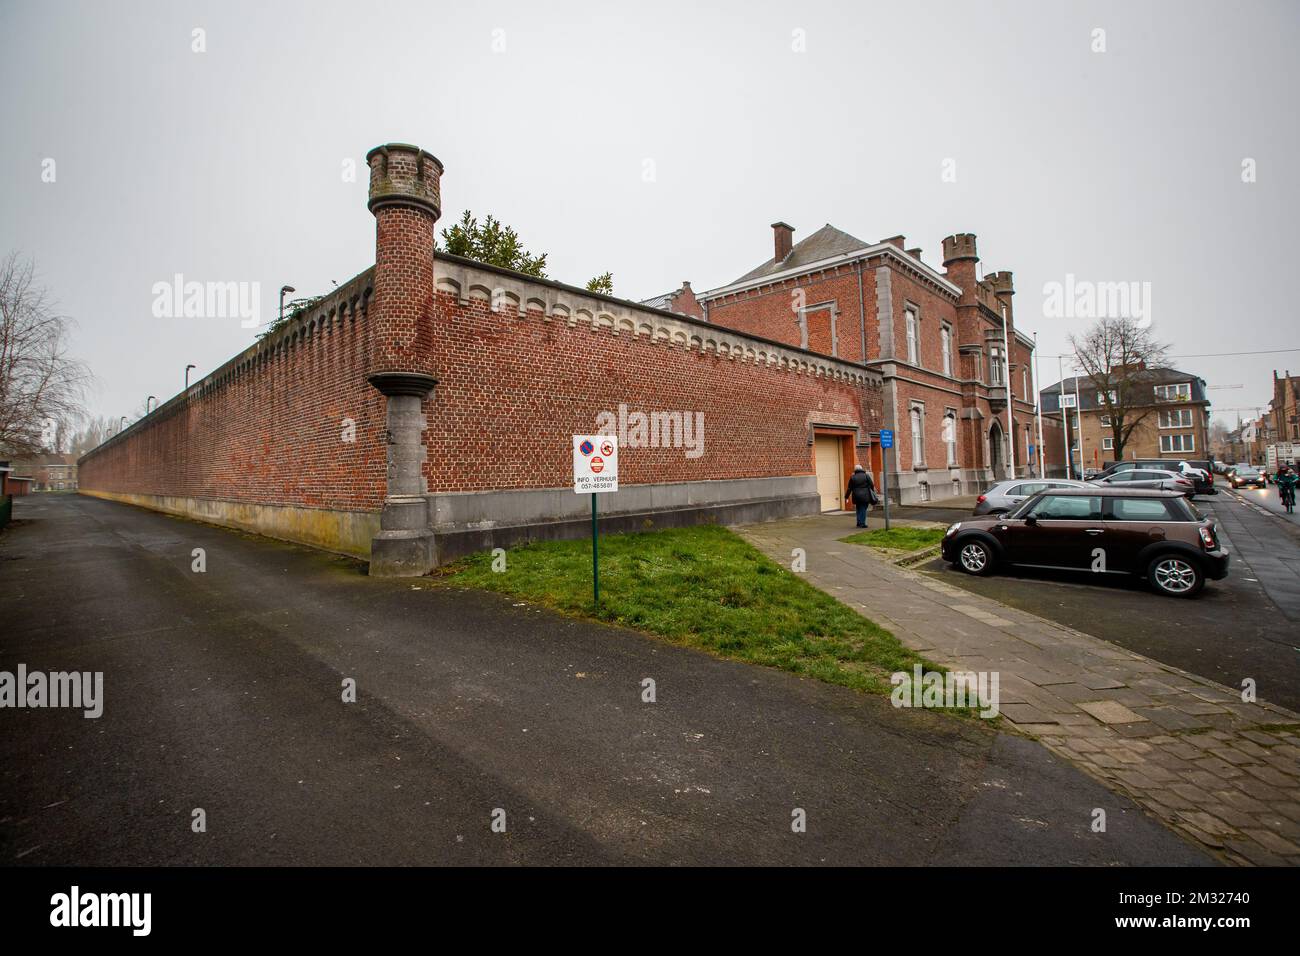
0,253,89,456
1069,316,1170,462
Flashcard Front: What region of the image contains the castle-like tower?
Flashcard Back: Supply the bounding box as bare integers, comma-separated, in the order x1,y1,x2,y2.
365,143,443,576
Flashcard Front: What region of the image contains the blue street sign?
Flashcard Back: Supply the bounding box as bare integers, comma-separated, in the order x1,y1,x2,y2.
879,429,893,449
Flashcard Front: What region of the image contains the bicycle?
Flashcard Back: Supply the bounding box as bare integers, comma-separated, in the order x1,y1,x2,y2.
1282,483,1296,514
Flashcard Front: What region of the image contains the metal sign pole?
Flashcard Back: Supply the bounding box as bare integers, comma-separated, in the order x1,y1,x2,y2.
591,491,599,605
883,446,891,531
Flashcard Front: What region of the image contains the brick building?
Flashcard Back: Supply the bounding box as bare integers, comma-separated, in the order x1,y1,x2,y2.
1269,370,1300,444
692,223,1042,502
17,453,79,490
78,142,884,575
1039,366,1211,474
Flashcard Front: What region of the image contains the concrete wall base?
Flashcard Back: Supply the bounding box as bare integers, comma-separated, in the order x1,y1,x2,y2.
370,530,436,576
78,490,380,558
432,492,821,565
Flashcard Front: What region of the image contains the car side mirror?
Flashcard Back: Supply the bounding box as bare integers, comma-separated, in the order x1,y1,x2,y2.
1024,515,1037,526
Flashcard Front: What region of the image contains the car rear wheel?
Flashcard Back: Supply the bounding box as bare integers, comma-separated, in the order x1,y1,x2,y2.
1147,554,1204,598
955,539,995,576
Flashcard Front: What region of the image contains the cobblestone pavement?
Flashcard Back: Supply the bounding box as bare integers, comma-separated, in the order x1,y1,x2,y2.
740,514,1300,866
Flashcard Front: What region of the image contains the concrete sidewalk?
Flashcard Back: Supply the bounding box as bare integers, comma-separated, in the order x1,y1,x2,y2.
740,513,1300,866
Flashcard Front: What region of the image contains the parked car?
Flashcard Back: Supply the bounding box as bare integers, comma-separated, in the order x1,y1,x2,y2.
941,487,1229,597
1228,465,1267,489
974,479,1091,515
1094,468,1195,495
1091,459,1214,495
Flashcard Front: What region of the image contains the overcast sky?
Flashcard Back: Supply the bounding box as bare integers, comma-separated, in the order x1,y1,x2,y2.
2,0,1296,431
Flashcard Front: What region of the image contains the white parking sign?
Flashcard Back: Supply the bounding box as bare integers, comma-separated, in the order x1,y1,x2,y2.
573,435,619,494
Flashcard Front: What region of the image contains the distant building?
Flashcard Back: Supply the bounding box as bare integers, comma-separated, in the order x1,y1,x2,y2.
9,453,78,491
1040,365,1212,474
1269,370,1300,444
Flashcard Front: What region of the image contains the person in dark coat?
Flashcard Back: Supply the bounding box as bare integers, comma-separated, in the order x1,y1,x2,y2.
845,464,876,528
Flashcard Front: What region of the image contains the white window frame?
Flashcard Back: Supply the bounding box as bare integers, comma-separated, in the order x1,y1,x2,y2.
990,346,1004,386
1160,433,1195,453
1158,408,1193,429
1102,437,1114,450
910,403,926,467
941,324,953,377
1096,389,1116,405
905,307,919,365
1059,393,1077,408
1155,382,1191,402
1099,414,1112,426
944,409,958,467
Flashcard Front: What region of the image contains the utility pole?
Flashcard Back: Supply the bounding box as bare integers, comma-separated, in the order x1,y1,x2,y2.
1001,305,1016,478
1033,332,1045,479
1058,355,1070,479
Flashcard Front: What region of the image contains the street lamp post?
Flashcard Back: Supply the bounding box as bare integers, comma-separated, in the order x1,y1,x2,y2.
279,285,296,325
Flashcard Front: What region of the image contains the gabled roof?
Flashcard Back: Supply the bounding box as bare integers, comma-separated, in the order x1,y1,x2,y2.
728,224,872,285
1039,367,1208,412
639,290,676,311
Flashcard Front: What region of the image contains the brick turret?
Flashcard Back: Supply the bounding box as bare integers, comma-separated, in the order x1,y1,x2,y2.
365,142,444,576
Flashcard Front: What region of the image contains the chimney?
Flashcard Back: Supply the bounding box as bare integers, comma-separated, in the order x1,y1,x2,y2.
906,247,923,260
771,222,794,263
882,235,906,249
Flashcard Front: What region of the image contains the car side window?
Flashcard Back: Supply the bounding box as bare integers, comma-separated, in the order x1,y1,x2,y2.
1014,482,1047,496
1027,495,1102,520
1110,497,1175,521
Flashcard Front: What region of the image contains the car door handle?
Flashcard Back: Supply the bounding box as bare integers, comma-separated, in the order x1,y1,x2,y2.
1084,528,1104,534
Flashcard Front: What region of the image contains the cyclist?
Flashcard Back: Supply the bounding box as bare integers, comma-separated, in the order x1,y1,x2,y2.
1278,465,1298,513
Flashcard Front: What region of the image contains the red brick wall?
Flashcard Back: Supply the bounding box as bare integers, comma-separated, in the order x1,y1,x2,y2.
705,264,871,363
79,272,883,511
78,274,389,511
424,293,880,492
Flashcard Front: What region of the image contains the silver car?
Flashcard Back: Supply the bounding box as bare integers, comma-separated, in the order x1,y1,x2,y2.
1095,468,1195,494
973,478,1091,515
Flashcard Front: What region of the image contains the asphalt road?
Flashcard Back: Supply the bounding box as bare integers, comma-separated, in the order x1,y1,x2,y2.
921,483,1300,713
0,494,1208,866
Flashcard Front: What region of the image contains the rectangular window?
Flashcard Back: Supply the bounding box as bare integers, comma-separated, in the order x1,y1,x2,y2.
1158,408,1193,428
1160,433,1195,453
1102,437,1114,450
1155,382,1192,402
1021,366,1028,399
1100,415,1112,426
1096,390,1116,405
910,404,925,467
990,346,1004,386
941,325,952,377
1059,393,1077,408
905,308,918,365
944,409,958,466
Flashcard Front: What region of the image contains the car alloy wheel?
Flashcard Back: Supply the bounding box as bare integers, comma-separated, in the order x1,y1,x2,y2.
958,541,991,575
1149,555,1203,597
